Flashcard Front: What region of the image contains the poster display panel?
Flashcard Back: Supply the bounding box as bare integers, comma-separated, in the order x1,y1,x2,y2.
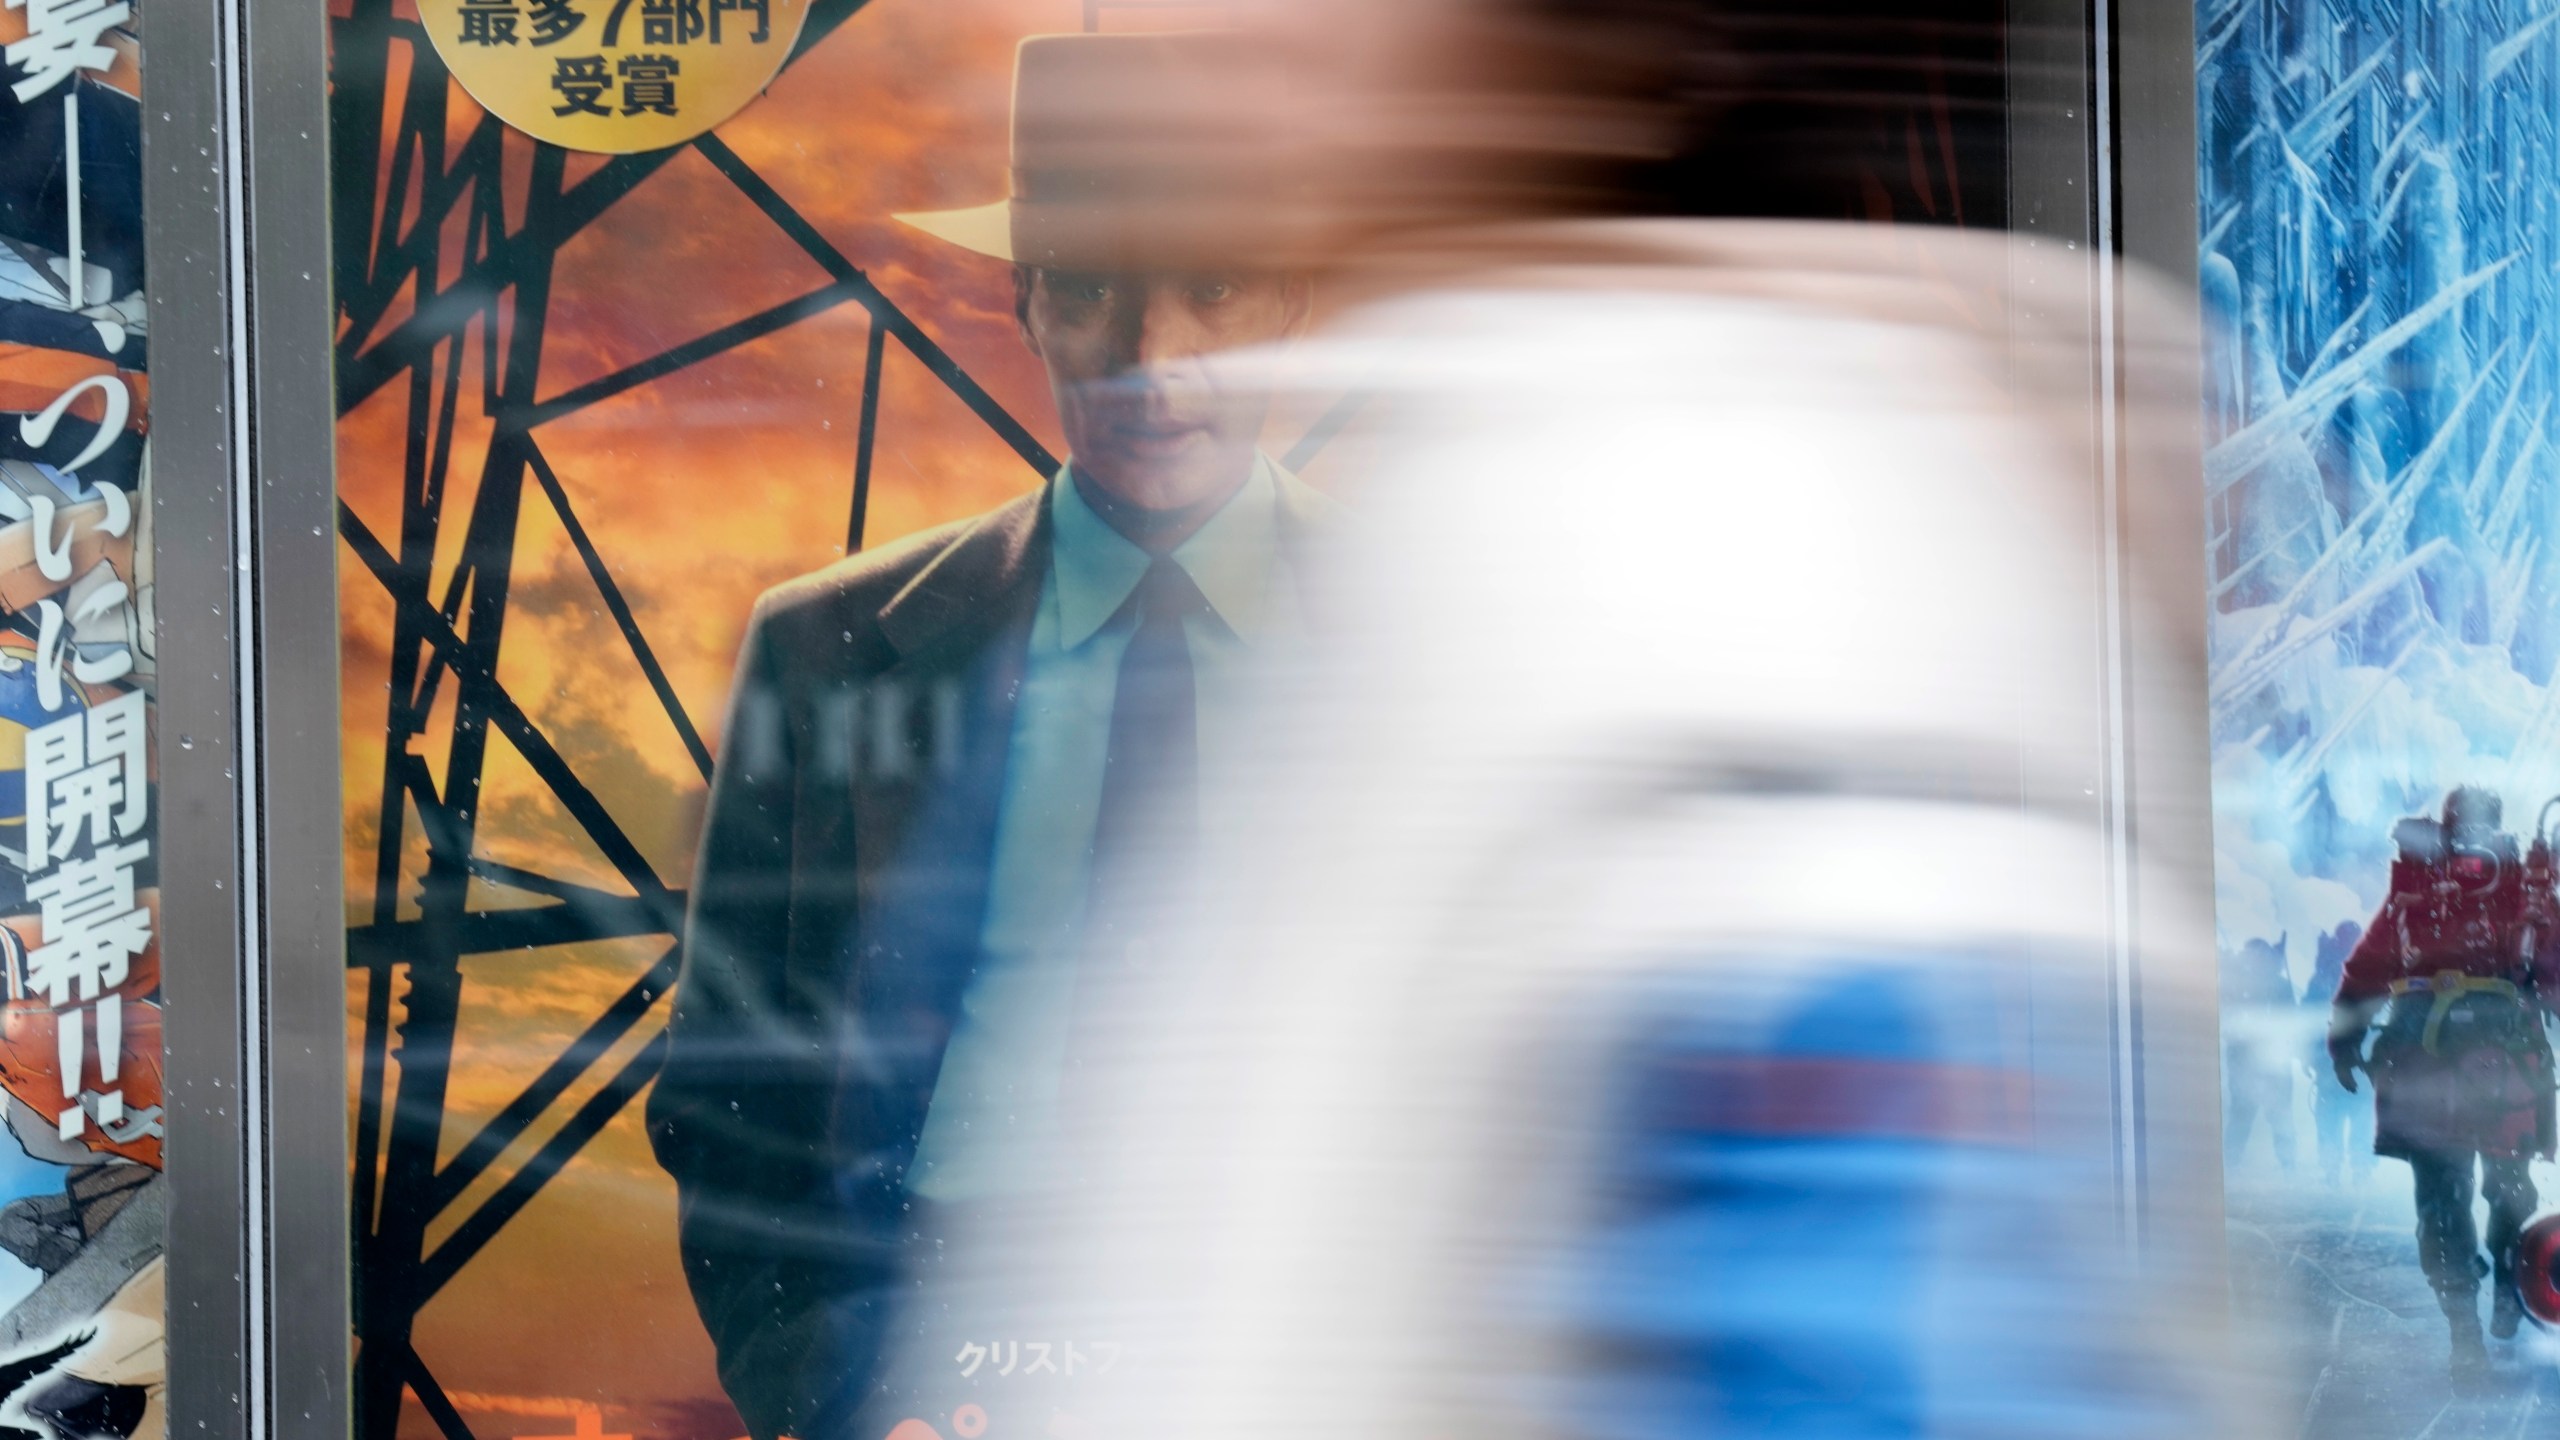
331,3,1350,1437
0,4,165,1434
2203,0,2560,1426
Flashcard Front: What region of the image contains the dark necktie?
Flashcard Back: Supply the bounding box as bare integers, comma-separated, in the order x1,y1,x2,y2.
1089,557,1207,888
1068,560,1209,1123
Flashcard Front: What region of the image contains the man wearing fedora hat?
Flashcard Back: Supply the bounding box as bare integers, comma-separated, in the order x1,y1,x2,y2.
645,31,1330,1440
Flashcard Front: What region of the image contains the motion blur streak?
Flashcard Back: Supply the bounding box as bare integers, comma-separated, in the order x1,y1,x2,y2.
919,214,2273,1437
890,3,2275,1437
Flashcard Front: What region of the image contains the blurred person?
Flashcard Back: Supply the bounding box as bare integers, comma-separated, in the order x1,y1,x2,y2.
643,32,1323,1440
2220,935,2301,1173
913,2,2276,1438
2325,788,2560,1377
2303,920,2374,1186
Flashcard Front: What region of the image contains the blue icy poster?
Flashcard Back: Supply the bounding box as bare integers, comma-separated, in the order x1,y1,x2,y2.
2203,0,2560,1424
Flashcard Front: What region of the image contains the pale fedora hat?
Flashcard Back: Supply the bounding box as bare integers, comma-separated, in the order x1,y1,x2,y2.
896,32,1307,271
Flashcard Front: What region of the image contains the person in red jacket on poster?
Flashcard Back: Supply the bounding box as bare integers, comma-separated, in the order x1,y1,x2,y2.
2329,785,2560,1378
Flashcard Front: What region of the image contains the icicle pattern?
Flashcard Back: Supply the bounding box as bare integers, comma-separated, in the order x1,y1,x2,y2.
2200,0,2560,977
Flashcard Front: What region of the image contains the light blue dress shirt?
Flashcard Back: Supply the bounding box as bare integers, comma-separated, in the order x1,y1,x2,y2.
907,456,1312,1201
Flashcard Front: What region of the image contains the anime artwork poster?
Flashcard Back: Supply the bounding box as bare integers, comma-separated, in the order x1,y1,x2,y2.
332,2,1351,1438
0,5,167,1440
2203,0,2560,1427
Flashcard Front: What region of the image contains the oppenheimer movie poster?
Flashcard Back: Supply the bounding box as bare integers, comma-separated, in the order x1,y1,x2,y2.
334,4,1348,1438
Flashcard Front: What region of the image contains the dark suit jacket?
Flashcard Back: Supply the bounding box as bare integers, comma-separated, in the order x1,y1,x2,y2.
647,487,1048,1440
648,475,1329,1440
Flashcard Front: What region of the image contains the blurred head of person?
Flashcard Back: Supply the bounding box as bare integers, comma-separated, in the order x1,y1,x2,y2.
1251,0,2010,240
899,32,1313,532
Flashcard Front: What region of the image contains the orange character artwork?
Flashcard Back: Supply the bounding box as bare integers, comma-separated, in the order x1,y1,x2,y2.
0,896,161,1170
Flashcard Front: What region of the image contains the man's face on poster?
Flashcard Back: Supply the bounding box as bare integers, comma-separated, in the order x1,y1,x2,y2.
1016,267,1310,511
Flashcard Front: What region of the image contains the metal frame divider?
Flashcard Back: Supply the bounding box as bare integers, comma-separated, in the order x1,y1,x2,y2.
2008,0,2216,1261
150,0,347,1436
2106,0,2227,1303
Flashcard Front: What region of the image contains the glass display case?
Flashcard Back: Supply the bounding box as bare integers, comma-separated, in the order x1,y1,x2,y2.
119,1,2228,1436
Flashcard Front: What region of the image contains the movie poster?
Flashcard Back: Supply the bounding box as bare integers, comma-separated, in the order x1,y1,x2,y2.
0,3,166,1435
333,3,1346,1437
2203,0,2560,1426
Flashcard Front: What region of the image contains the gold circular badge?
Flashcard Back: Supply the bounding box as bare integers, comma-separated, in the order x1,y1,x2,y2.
417,0,814,154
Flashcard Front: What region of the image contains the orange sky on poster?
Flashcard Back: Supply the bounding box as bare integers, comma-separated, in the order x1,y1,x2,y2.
335,4,1335,1438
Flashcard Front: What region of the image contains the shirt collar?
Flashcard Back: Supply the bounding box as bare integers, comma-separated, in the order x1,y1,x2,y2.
1050,456,1284,648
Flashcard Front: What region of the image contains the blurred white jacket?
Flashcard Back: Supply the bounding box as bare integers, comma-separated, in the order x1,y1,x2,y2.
922,221,2267,1440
